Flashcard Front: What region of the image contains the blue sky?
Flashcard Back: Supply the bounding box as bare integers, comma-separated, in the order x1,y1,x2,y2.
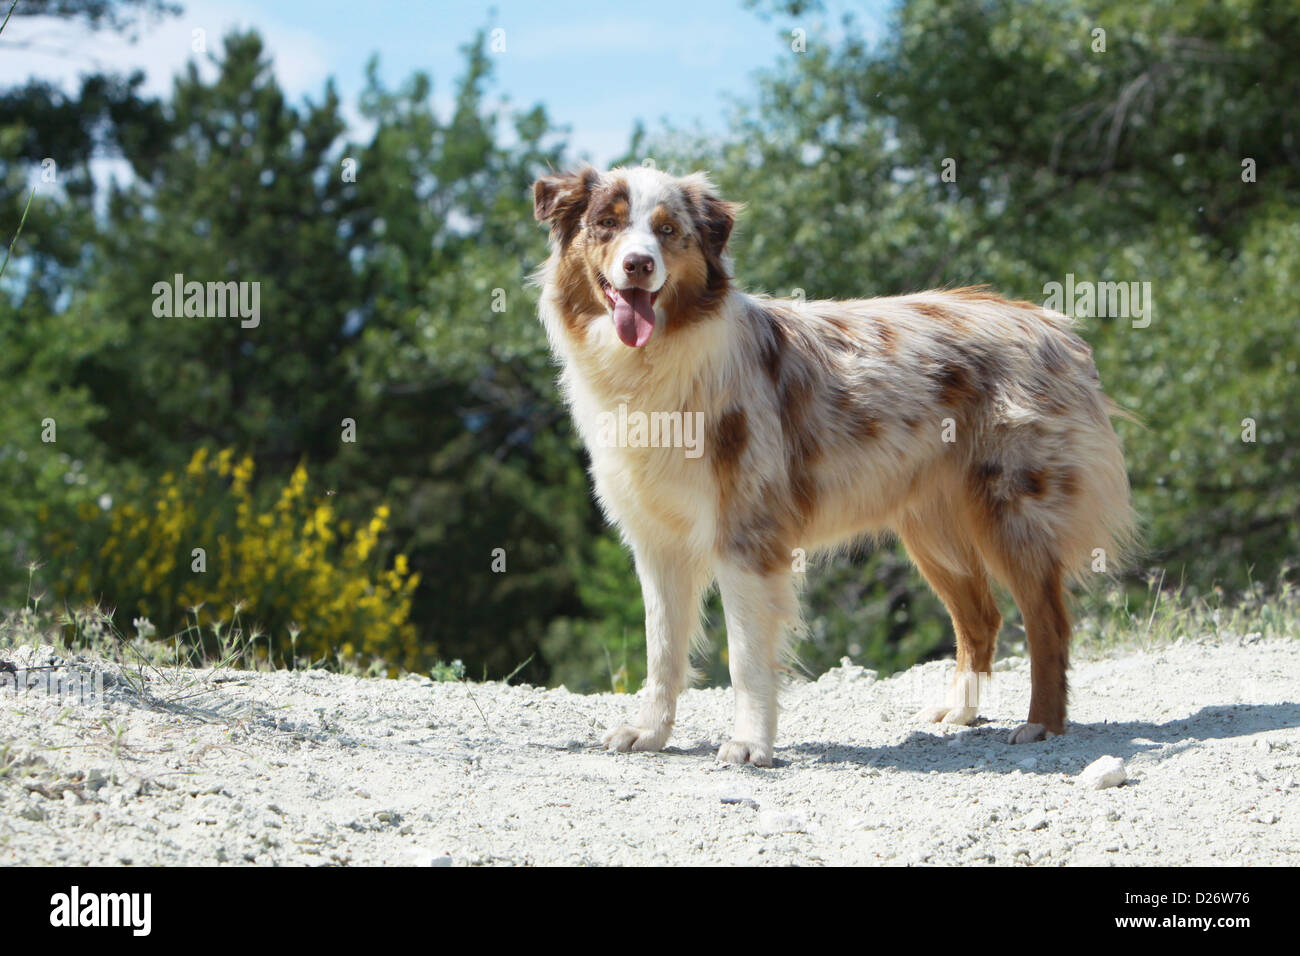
2,0,891,164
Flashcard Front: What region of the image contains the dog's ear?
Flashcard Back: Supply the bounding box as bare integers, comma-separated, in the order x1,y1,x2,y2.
682,173,742,309
533,165,600,247
681,172,743,261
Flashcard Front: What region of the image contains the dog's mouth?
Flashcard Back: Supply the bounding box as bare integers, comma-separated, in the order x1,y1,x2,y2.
598,273,659,348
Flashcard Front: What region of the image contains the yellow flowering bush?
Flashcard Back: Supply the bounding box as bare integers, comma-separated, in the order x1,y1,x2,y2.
42,448,420,671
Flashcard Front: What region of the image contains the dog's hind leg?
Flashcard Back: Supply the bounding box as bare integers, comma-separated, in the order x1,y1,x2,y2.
603,543,709,754
1002,563,1070,743
900,514,1001,727
961,460,1079,743
714,563,800,767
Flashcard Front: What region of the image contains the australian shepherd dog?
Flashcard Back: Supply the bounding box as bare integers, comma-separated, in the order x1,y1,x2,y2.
533,164,1136,766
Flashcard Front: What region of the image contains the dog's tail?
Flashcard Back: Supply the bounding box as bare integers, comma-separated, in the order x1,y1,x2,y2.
1058,392,1141,586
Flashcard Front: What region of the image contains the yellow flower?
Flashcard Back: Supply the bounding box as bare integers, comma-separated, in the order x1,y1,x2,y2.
186,447,209,478
231,455,255,494
47,445,419,672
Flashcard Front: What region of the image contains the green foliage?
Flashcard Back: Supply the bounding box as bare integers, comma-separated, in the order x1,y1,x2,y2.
541,530,647,693
1092,207,1300,584
6,1,178,31
78,31,357,469
334,39,592,681
4,27,592,681
430,658,467,682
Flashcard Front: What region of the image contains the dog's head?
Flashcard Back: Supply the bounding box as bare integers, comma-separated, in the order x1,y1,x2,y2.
533,164,740,347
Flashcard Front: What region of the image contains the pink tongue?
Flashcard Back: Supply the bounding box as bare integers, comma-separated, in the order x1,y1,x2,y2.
612,288,655,347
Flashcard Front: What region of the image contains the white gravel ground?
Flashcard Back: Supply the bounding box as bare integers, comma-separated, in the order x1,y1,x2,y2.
1,633,1296,866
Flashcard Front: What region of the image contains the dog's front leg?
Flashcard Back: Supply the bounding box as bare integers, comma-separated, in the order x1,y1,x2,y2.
602,544,707,754
715,564,799,768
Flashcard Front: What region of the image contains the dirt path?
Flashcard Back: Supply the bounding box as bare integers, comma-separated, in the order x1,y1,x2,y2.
1,634,1296,865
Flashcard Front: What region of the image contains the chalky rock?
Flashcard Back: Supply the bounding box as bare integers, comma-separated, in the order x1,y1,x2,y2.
1078,755,1127,790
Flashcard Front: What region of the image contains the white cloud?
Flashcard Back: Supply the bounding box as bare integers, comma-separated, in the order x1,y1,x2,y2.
0,1,332,101
503,17,755,67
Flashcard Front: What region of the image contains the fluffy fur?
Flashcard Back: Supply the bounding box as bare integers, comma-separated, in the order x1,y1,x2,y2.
533,164,1136,766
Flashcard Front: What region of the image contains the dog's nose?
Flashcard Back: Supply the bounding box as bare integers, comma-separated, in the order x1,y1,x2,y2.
622,253,655,278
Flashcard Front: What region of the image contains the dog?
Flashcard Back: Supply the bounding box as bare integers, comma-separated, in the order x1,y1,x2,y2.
532,164,1136,766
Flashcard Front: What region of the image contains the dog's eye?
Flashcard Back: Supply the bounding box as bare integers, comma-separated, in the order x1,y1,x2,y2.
658,223,675,235
598,217,617,228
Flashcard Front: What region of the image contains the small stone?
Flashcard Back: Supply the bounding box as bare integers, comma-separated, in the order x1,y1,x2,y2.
718,785,758,810
758,810,806,835
1021,809,1048,831
407,847,453,866
1018,757,1038,770
1078,755,1127,790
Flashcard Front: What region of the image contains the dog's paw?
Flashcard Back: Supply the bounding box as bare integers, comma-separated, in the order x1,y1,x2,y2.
602,724,668,754
1007,722,1048,745
716,739,773,768
917,704,979,726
